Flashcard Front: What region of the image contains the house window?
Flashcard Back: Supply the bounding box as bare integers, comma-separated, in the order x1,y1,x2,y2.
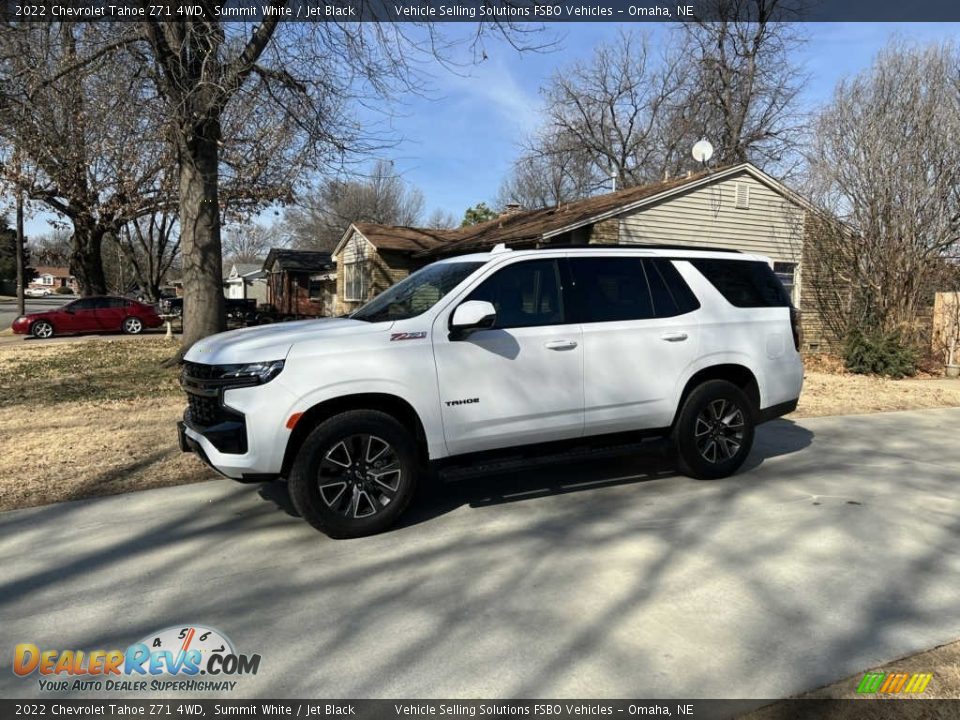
344,261,369,302
40,275,53,286
773,262,797,303
309,275,325,300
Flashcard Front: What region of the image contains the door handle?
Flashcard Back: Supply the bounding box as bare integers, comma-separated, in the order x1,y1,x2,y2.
544,339,578,350
661,332,688,342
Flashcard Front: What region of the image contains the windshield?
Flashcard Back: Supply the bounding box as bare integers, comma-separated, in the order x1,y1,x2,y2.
351,261,485,323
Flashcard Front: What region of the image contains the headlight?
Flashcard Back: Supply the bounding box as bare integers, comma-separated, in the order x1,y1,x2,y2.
219,360,285,384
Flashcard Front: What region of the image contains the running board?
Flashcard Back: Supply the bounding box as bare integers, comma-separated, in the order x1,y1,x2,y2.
438,437,671,482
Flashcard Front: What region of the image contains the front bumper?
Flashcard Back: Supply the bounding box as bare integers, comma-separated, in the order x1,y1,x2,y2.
178,361,295,481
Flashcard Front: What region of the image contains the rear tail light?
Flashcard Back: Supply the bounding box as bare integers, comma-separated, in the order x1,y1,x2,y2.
789,307,802,351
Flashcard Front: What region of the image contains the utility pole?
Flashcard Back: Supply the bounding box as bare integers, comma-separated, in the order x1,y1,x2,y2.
15,186,25,317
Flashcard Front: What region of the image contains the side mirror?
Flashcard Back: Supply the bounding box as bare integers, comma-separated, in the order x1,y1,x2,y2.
450,300,496,339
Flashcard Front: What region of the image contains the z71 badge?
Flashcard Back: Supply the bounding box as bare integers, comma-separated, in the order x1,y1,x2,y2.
390,332,427,341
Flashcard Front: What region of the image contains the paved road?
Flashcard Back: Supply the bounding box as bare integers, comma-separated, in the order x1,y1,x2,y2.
0,296,70,329
2,408,959,704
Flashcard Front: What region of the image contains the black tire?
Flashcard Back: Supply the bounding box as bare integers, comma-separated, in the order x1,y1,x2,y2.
30,320,54,339
673,380,755,480
121,316,144,334
288,410,420,539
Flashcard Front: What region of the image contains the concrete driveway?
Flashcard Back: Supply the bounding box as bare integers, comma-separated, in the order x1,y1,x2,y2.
2,408,959,701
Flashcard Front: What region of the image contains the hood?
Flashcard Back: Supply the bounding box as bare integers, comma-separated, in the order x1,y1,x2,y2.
183,317,388,365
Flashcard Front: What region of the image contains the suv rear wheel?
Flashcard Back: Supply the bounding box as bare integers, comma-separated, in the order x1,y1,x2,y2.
673,380,755,479
288,410,419,539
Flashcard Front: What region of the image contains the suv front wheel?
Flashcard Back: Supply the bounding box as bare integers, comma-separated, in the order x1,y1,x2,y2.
288,410,419,539
673,380,755,480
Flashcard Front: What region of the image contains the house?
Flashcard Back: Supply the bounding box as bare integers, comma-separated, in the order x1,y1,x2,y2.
29,266,78,293
332,162,832,349
224,262,267,304
263,248,336,318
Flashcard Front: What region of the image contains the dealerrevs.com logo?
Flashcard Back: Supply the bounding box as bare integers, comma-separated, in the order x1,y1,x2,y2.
13,624,260,693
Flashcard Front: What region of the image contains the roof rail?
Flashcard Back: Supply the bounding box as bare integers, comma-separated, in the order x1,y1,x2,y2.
536,243,743,254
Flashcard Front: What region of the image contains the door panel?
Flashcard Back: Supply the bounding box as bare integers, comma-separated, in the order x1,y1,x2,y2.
95,298,127,330
432,258,584,456
63,299,100,332
571,257,700,433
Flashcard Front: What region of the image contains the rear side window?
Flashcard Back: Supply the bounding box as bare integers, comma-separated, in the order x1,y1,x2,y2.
646,259,701,316
570,258,654,323
690,259,792,308
569,257,699,323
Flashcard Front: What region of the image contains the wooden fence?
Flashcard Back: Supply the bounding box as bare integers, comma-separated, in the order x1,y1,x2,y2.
932,292,960,365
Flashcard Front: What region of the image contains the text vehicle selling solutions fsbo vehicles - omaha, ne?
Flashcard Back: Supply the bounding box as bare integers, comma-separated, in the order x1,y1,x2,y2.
178,245,803,538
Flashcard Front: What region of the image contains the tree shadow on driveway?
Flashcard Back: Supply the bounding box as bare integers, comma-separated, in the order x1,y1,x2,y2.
258,417,814,533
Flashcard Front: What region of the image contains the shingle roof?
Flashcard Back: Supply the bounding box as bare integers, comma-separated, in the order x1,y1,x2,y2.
425,170,718,256
348,168,726,258
264,248,334,273
232,262,262,276
33,266,73,277
351,223,452,253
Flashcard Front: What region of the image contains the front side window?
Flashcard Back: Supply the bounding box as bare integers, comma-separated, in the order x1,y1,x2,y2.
465,259,564,329
352,261,484,323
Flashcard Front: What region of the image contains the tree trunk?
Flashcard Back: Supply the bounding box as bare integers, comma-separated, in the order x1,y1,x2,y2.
178,113,226,355
69,219,108,296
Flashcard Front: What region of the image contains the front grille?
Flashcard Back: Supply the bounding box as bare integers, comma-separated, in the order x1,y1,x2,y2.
186,393,229,426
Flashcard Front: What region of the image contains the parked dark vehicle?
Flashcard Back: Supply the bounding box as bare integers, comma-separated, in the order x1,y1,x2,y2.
160,297,258,324
159,297,183,316
11,296,163,338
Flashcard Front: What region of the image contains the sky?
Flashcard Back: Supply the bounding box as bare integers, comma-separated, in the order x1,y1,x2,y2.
20,21,960,239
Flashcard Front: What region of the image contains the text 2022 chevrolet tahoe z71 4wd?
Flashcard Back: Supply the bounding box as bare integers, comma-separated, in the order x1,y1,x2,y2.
179,245,803,538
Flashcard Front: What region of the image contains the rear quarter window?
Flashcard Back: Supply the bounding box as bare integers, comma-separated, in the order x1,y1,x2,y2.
690,259,792,308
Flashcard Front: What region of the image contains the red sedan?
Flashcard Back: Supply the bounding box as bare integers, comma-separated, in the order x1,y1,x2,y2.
11,296,164,338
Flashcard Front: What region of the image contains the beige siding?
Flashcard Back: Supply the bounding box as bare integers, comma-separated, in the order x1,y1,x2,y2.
617,173,805,263
334,232,372,315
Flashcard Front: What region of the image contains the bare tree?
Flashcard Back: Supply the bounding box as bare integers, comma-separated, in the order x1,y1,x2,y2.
222,221,281,265
498,130,598,209
674,0,807,172
806,40,960,343
0,23,170,295
424,208,459,230
118,210,181,302
535,30,687,189
286,159,425,251
29,228,73,267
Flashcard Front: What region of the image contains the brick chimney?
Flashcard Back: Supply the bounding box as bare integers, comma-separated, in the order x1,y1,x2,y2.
500,202,523,217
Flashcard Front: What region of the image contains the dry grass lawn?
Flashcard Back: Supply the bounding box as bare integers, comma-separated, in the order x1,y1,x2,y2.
0,338,216,512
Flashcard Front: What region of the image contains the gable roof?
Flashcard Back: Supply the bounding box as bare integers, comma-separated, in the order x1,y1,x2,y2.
424,163,815,257
330,163,813,260
263,248,334,273
231,262,262,276
33,266,73,278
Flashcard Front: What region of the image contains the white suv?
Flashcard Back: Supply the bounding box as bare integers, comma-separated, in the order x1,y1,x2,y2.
179,246,803,538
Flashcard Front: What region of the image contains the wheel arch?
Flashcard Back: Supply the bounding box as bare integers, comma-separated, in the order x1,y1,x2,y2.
280,392,428,478
671,363,761,429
